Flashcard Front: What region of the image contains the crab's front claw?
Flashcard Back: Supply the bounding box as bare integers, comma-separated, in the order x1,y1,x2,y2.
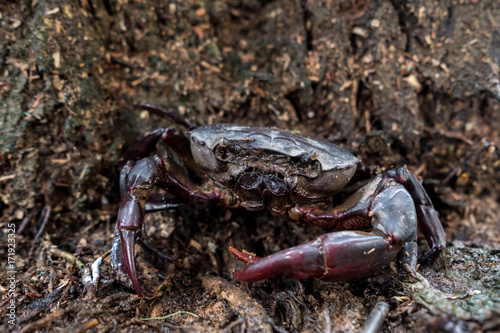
229,239,327,281
117,192,146,297
120,228,143,297
230,240,326,281
231,231,403,282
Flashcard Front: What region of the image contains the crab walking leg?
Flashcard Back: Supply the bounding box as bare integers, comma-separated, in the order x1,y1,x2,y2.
138,104,196,130
143,193,185,212
119,128,193,169
231,180,418,282
136,220,177,262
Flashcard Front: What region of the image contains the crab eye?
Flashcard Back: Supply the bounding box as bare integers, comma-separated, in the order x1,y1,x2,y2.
219,137,229,147
190,137,222,172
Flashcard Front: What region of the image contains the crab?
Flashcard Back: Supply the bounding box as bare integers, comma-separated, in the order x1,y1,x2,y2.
111,104,446,297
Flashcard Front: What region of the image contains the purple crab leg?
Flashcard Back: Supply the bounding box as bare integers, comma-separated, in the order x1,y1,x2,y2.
382,167,446,250
138,104,196,130
117,193,178,296
143,193,185,212
231,178,418,282
119,128,193,168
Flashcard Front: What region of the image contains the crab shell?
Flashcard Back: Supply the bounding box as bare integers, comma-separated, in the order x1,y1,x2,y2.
189,124,360,199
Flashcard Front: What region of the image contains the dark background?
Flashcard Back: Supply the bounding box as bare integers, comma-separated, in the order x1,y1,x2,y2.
1,0,499,332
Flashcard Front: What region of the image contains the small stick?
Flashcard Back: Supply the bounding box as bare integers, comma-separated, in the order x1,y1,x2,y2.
29,205,51,255
359,301,390,333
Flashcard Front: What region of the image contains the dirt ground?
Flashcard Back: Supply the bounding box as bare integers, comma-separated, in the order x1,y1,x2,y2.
1,0,500,332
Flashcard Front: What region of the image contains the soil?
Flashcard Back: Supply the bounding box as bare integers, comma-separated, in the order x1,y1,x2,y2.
1,0,499,332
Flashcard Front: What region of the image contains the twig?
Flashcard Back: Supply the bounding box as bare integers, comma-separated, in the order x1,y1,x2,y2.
359,301,390,333
424,126,474,146
74,319,99,333
223,315,245,333
29,205,51,254
18,216,30,235
139,310,198,321
440,166,459,186
323,309,332,333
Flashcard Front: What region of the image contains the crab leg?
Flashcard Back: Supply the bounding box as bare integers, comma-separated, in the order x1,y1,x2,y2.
143,193,184,212
117,187,149,297
116,156,183,297
349,166,446,251
133,217,177,262
112,160,184,282
138,104,195,130
231,178,417,282
119,128,193,169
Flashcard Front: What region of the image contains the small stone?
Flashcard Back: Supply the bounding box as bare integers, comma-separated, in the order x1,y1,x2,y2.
15,210,24,220
370,19,380,28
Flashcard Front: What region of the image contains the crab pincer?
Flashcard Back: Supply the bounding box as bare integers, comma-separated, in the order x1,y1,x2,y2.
116,157,160,297
230,231,404,282
117,195,145,297
229,177,433,283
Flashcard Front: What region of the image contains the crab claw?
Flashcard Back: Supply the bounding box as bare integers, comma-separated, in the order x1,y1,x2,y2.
231,182,417,283
230,236,330,281
120,229,143,297
231,231,403,282
117,191,146,297
229,247,262,264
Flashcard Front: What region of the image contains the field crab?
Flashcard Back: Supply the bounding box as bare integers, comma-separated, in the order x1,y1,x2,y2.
111,104,446,297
